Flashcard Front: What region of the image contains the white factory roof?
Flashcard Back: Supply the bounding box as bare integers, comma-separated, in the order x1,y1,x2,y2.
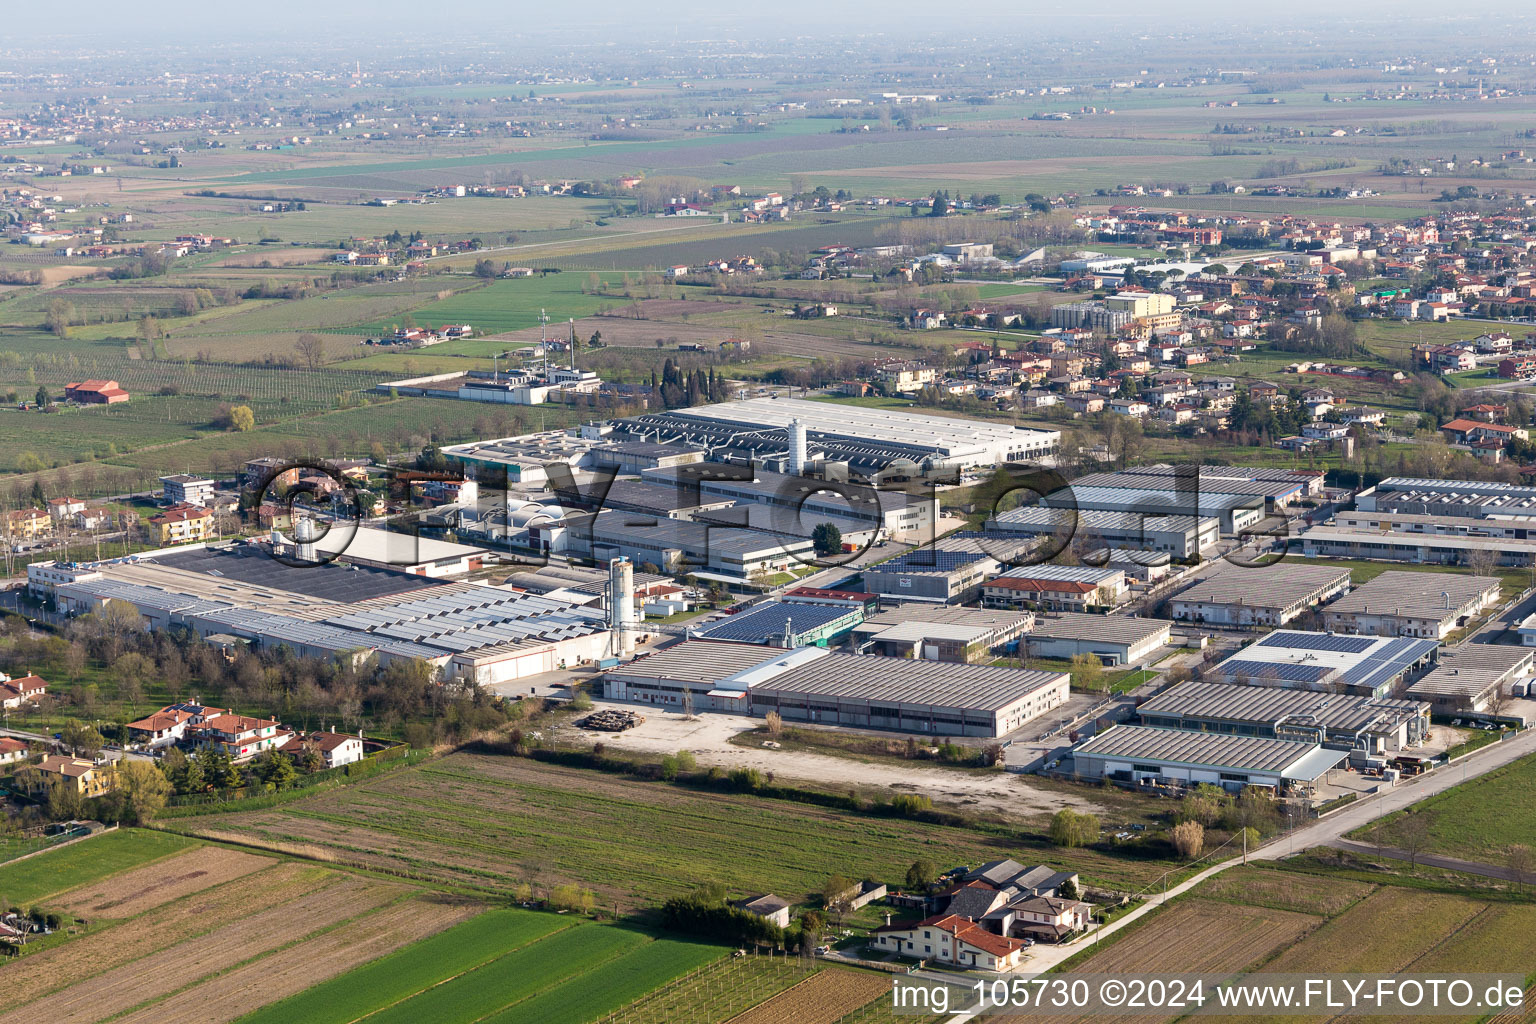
1325,571,1499,619
1075,725,1343,780
665,397,1058,457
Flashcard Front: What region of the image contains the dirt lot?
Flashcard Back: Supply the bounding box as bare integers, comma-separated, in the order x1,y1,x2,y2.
0,862,332,1006
55,846,273,918
110,895,480,1024
0,874,404,1024
727,968,891,1024
556,701,1107,820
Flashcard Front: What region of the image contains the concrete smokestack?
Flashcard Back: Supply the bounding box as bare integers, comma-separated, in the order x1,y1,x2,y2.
788,419,808,476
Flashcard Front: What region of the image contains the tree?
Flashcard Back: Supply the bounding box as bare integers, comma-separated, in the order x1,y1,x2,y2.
116,760,172,825
45,298,73,338
1392,810,1434,871
1057,877,1080,901
473,258,497,278
228,405,255,432
60,720,105,758
47,779,86,821
811,522,842,556
1170,820,1204,859
1068,653,1104,692
1179,792,1220,827
294,334,327,370
905,859,938,890
1507,844,1533,891
1049,808,1099,848
35,385,49,408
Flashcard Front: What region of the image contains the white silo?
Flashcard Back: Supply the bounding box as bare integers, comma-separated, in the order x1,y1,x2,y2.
609,557,636,655
788,419,808,476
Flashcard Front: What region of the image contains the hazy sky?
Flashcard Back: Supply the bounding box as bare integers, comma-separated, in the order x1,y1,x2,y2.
14,0,1529,47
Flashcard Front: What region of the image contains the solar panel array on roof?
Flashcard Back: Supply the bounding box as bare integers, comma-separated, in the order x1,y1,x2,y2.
871,550,993,573
153,544,443,603
1221,659,1334,683
1256,632,1375,655
692,601,857,644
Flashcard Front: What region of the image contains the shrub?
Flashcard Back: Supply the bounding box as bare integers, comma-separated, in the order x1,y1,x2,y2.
1170,820,1205,859
1049,808,1100,848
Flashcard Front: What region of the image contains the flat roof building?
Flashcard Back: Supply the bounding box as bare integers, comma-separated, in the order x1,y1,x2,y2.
1214,630,1439,699
1322,571,1500,640
688,598,864,648
1026,613,1171,666
1071,724,1346,793
1137,680,1431,752
1167,564,1352,627
1406,643,1533,713
852,607,1034,663
1300,525,1536,567
1356,477,1536,519
987,506,1219,559
615,396,1060,473
860,534,1033,605
602,640,1070,737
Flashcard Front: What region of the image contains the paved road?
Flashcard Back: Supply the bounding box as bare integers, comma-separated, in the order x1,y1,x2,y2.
1328,839,1524,883
941,727,1536,1021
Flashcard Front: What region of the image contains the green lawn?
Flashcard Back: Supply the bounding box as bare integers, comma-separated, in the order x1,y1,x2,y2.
479,937,727,1024
1347,751,1536,863
1295,556,1533,599
349,274,631,335
0,829,198,904
235,909,574,1024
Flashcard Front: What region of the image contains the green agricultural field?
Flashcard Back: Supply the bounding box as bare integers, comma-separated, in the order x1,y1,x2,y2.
478,937,726,1024
0,829,198,904
1349,752,1536,864
163,752,1190,905
235,910,574,1024
348,274,631,335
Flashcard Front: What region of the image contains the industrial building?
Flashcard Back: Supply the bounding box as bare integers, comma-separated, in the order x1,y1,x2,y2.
987,506,1219,559
851,607,1034,662
1070,725,1347,793
1333,510,1536,541
1136,680,1431,752
1355,477,1536,519
1406,643,1533,713
1167,564,1352,627
607,397,1061,474
1300,525,1536,567
1042,484,1266,536
29,544,632,685
1212,630,1440,698
1025,613,1171,666
1321,571,1501,640
537,510,816,582
687,598,864,647
602,640,1070,737
860,534,1033,604
278,526,490,578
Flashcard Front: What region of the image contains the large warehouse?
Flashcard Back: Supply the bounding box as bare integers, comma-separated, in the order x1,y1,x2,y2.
1321,571,1501,640
1355,477,1536,519
1025,613,1171,666
1213,630,1440,698
987,506,1220,559
31,543,620,684
609,397,1061,473
1300,525,1536,567
860,534,1032,604
602,640,1070,737
1167,564,1352,627
1071,725,1347,793
1406,643,1533,713
1136,680,1431,753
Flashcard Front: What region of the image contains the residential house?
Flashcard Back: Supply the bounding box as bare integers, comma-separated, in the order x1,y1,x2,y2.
45,496,87,522
160,475,216,507
5,508,52,541
305,731,365,769
0,674,46,709
872,913,1028,971
125,700,225,749
150,504,214,545
1008,895,1093,943
28,755,115,798
0,737,27,765
1440,419,1528,445
907,309,947,330
188,713,286,761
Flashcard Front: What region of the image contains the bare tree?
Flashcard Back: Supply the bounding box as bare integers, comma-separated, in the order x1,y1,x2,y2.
294,334,328,370
1507,844,1534,891
1392,811,1435,872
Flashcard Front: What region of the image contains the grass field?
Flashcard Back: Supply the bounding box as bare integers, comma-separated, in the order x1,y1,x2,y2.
1347,752,1536,863
600,953,822,1024
347,274,631,335
0,828,197,904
